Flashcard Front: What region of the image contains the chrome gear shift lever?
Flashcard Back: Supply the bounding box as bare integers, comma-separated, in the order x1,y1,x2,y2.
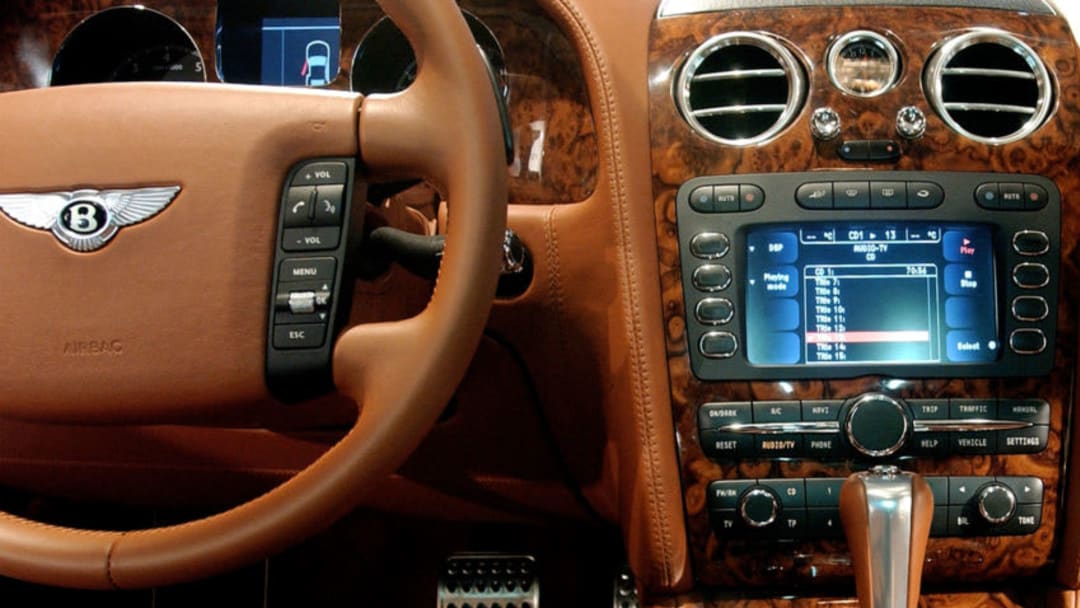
840,465,933,608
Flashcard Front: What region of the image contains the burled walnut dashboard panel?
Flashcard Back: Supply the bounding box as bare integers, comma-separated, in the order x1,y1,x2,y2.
0,0,597,204
649,5,1080,588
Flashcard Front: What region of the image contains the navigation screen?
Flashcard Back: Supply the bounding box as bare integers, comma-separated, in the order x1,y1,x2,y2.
745,222,999,366
260,17,340,87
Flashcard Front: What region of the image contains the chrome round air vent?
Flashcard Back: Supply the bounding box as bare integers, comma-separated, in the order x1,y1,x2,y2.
924,29,1053,145
675,32,806,146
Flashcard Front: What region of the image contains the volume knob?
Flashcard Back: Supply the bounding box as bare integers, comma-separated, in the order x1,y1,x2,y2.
844,393,911,457
739,487,780,528
976,483,1017,525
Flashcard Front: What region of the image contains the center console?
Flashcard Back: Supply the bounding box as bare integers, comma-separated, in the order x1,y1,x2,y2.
648,1,1079,589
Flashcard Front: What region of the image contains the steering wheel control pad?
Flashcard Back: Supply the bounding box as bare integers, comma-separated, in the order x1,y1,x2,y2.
266,158,360,402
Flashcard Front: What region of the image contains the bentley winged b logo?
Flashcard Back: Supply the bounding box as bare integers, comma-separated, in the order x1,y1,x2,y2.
0,186,181,252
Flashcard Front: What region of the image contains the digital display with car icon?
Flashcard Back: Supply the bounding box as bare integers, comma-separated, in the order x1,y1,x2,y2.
260,18,340,87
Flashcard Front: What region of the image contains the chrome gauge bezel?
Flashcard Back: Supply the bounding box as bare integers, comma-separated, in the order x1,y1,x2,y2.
826,30,901,98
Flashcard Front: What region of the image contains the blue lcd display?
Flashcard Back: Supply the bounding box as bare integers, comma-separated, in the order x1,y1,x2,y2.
260,17,340,87
745,223,999,367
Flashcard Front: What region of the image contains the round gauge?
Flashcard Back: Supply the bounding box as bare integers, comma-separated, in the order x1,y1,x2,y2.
109,46,205,82
351,11,508,103
827,31,900,97
51,6,205,86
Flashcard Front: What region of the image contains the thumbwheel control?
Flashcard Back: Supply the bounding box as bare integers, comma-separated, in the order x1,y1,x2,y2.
739,487,781,528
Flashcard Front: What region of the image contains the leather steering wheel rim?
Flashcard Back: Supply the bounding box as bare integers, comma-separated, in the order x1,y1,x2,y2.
0,0,507,589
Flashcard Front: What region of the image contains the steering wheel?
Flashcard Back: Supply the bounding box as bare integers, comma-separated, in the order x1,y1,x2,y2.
0,0,506,589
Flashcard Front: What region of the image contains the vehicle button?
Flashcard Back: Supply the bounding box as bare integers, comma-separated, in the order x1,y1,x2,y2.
803,433,845,459
283,226,341,252
931,508,950,537
805,478,844,507
909,432,949,458
280,257,336,283
690,232,730,259
996,476,1044,504
740,184,765,211
950,398,996,419
806,507,844,539
753,400,801,423
692,264,732,292
1013,263,1050,289
698,402,752,430
696,298,734,325
925,477,949,506
1009,329,1047,355
760,478,806,508
714,185,740,212
908,398,949,420
870,181,906,208
1023,184,1049,210
1012,296,1049,322
801,400,843,421
313,185,344,226
975,183,1000,209
688,185,715,212
283,186,316,227
951,431,996,454
949,476,990,505
709,509,743,536
706,480,754,510
755,434,803,457
796,183,833,209
834,181,870,208
997,399,1050,425
1003,504,1042,535
997,425,1048,454
947,505,978,536
866,140,901,161
768,509,807,540
273,323,327,350
907,182,944,208
699,430,752,458
291,161,348,186
1000,183,1025,210
700,332,738,358
837,140,869,161
1012,230,1050,256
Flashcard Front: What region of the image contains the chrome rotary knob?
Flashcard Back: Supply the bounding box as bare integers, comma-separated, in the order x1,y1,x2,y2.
896,105,927,139
738,487,780,528
844,393,911,458
811,107,842,141
977,483,1017,525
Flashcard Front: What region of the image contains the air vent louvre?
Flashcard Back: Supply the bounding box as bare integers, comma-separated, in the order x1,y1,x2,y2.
676,32,806,146
925,30,1052,144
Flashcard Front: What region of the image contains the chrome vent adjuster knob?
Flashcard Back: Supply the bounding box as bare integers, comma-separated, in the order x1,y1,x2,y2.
896,106,927,139
811,107,842,141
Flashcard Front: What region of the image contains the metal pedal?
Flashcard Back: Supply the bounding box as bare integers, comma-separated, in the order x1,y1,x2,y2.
438,553,539,608
613,566,639,608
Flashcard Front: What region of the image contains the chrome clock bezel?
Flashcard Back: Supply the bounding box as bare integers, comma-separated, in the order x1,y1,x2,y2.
827,30,901,98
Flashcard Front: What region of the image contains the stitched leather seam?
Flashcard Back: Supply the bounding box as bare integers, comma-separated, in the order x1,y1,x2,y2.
544,0,675,587
543,206,571,389
105,533,123,590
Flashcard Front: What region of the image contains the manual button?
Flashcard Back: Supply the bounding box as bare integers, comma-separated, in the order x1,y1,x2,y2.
273,323,327,350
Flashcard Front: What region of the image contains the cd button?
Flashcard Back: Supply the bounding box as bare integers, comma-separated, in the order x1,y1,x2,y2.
696,297,734,325
1023,184,1049,210
759,478,806,508
688,185,715,212
690,232,730,259
1009,329,1047,355
740,184,765,211
1013,263,1050,289
692,264,732,292
870,181,906,208
1012,296,1048,322
975,183,1000,209
908,182,944,208
1012,230,1050,256
796,182,833,209
834,181,870,208
1000,183,1025,210
700,331,739,358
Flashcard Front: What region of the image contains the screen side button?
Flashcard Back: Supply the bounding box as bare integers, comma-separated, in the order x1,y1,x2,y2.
690,232,730,259
1012,263,1049,289
700,332,738,358
692,265,733,292
1012,230,1050,256
1012,296,1049,322
1010,329,1047,355
696,298,734,325
796,183,833,209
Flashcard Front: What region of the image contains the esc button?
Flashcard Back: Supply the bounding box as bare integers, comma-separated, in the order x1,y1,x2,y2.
273,323,327,350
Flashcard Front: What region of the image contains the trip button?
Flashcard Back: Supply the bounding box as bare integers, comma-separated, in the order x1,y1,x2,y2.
1010,329,1047,355
908,399,949,420
313,185,344,226
870,181,906,208
975,183,1000,209
280,257,336,283
291,161,347,186
1013,263,1050,289
273,323,327,350
283,186,316,227
1012,296,1049,322
283,227,341,252
1012,230,1050,256
907,182,944,208
834,181,870,208
796,183,833,209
